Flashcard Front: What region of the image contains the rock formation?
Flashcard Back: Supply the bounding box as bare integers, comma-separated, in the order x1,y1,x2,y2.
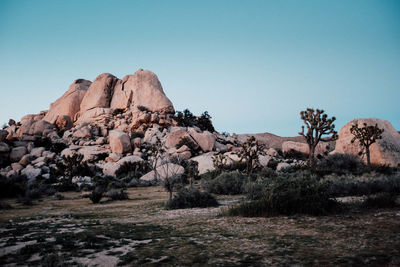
43,79,91,125
334,118,400,167
1,69,398,187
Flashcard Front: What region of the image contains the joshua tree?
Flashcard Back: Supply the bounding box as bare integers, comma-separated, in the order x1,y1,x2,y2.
350,123,384,167
149,137,165,181
238,136,264,174
160,156,186,200
299,108,338,167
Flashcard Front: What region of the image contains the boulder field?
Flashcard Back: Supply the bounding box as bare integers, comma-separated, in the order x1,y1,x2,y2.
0,69,399,186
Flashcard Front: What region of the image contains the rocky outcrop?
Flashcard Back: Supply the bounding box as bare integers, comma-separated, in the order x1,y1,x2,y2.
109,130,132,154
79,73,118,116
190,152,215,175
282,141,330,157
111,70,174,114
140,163,184,181
43,79,91,124
188,128,216,152
334,118,400,167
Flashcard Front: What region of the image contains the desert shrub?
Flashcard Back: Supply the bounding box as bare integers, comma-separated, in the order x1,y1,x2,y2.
283,149,308,160
0,201,12,209
51,142,68,154
17,195,34,206
128,178,155,187
244,179,270,200
55,154,94,192
89,186,105,204
363,192,399,209
267,158,279,170
137,105,149,112
0,175,27,198
174,109,215,132
107,189,129,200
200,169,222,181
255,167,277,178
33,136,52,150
116,161,150,180
131,131,145,139
166,187,218,209
326,173,400,197
314,153,365,175
204,171,248,195
227,173,337,216
197,111,215,132
54,193,65,200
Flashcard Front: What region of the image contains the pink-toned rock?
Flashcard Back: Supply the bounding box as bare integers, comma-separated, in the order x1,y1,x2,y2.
31,120,56,136
282,141,329,156
80,73,118,114
43,79,91,124
140,163,184,181
55,115,73,131
334,118,400,167
165,129,195,149
109,130,132,154
110,70,175,113
110,78,131,110
188,128,216,152
73,125,92,139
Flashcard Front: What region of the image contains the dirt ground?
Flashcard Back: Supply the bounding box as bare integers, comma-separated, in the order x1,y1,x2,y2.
1,186,400,266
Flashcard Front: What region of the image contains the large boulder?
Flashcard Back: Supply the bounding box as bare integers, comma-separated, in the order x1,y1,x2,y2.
165,129,195,149
0,142,10,153
17,120,56,137
143,126,164,145
43,79,91,124
334,118,400,167
110,69,175,113
109,130,132,154
282,141,329,157
10,146,27,162
140,163,184,181
21,165,42,180
102,155,143,176
79,73,118,115
188,128,215,152
190,152,216,175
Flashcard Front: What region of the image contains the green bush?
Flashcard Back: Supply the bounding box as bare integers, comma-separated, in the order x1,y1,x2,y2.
363,192,399,209
0,201,13,210
314,153,365,175
166,187,218,209
325,173,400,197
0,175,27,198
204,171,248,195
107,189,129,201
89,186,105,204
244,180,269,200
116,161,150,180
227,174,337,216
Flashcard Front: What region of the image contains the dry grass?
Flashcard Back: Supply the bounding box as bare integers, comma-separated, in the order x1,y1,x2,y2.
1,186,400,266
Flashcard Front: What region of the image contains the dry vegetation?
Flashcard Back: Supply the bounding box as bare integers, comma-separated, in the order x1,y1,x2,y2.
1,186,400,266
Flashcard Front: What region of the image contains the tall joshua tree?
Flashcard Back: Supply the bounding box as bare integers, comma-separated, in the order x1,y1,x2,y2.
299,108,338,167
350,123,384,167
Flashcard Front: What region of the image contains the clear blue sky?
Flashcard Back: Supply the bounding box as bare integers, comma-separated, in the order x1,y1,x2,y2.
0,0,399,136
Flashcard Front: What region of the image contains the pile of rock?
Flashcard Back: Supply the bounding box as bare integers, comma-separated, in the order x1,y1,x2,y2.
1,69,399,187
